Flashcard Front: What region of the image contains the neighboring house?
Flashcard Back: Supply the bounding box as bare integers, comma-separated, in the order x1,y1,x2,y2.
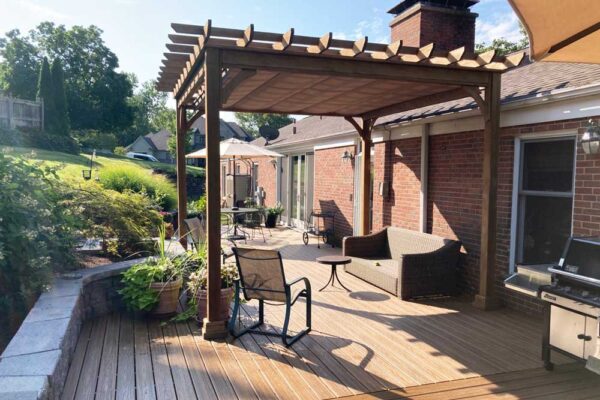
189,116,252,168
251,0,600,315
126,129,173,163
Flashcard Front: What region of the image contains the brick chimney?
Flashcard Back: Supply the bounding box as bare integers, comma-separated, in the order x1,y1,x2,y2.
388,0,478,52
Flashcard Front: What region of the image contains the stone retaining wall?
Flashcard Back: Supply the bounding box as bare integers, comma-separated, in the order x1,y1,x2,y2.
0,258,145,400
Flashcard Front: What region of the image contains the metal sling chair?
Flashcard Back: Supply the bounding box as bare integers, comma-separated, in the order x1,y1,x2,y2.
229,247,312,347
183,217,236,263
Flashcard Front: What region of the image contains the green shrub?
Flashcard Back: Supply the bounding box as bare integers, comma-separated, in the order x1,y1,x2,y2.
61,181,162,257
187,194,206,218
0,126,21,146
114,146,127,156
0,126,79,154
0,153,78,350
98,165,177,211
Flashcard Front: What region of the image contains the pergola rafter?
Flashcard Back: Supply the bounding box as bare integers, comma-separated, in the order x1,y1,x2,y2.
157,21,524,340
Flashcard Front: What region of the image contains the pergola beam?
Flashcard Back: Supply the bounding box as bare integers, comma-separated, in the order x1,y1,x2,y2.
175,106,188,249
221,49,490,87
345,117,377,236
472,73,501,311
201,48,228,340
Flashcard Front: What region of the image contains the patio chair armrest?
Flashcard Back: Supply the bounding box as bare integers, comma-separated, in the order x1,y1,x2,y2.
401,240,461,269
287,276,311,290
343,228,387,258
397,240,462,298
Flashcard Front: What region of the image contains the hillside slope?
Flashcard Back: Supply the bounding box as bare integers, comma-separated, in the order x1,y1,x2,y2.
1,146,203,181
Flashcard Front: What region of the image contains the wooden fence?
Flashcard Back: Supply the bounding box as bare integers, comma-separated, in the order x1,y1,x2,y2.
0,95,43,130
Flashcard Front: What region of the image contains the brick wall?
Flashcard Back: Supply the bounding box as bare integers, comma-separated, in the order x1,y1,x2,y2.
372,138,422,231
313,145,356,241
428,131,483,294
573,124,600,236
390,6,476,52
253,157,278,207
307,117,599,315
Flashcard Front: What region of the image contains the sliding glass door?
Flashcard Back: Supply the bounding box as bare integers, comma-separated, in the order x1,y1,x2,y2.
290,155,306,227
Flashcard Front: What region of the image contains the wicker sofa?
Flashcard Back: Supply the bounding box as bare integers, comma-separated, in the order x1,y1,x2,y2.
342,227,462,299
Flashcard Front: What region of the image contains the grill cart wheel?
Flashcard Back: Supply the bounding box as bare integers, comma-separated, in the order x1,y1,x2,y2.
303,232,309,245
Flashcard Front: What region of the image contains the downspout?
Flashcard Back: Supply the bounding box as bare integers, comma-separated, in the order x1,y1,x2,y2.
420,124,430,233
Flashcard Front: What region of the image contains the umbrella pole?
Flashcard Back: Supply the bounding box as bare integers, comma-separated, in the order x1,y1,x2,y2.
232,155,236,207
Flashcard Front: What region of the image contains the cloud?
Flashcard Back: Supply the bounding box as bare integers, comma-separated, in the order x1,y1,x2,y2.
476,10,522,44
335,15,389,44
18,0,70,21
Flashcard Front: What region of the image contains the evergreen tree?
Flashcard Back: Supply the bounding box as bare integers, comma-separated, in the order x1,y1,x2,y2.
37,57,56,133
50,58,70,135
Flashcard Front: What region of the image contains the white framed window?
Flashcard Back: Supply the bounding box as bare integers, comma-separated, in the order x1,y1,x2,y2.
509,133,577,272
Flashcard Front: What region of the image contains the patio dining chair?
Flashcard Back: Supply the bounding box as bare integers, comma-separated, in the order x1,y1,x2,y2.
241,211,266,242
229,248,312,347
183,217,236,263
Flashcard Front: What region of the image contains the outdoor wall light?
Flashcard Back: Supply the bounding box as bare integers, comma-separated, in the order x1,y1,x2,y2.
341,150,354,162
581,119,600,155
270,159,277,168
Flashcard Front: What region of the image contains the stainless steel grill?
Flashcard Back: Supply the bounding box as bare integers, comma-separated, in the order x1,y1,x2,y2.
539,237,600,373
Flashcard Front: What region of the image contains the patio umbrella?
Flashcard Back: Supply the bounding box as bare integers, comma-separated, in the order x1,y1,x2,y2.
186,138,283,206
508,0,600,63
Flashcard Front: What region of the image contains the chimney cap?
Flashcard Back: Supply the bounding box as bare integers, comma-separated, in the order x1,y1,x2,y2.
388,0,478,16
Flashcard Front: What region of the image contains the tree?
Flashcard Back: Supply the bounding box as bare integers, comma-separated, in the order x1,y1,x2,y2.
0,30,40,99
476,23,529,56
37,57,56,133
125,79,176,146
50,58,69,135
234,113,293,137
1,22,134,132
167,131,192,158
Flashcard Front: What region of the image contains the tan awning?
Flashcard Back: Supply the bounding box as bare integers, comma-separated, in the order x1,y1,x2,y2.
509,0,600,63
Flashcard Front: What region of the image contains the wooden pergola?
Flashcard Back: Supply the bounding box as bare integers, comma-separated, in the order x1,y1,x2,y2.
156,21,524,339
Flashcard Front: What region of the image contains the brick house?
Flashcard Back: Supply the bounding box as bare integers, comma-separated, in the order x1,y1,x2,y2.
251,0,600,314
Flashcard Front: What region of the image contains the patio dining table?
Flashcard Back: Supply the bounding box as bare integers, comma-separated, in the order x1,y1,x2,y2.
221,207,259,241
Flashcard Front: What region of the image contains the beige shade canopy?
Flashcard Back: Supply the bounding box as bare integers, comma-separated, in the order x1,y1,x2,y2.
186,138,283,159
509,0,600,63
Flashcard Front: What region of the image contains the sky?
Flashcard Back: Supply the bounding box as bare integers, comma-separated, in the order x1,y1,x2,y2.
0,0,523,121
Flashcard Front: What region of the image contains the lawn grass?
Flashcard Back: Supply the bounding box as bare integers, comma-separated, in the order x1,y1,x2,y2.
0,146,204,181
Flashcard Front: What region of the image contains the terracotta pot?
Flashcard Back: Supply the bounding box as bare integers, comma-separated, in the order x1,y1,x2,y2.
149,278,183,317
197,287,234,324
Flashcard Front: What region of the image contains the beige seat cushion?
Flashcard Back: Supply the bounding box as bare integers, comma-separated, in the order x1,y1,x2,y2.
346,257,399,295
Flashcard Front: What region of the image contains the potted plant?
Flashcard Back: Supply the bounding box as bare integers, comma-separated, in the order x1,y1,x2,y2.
186,251,238,324
265,203,284,228
119,224,184,317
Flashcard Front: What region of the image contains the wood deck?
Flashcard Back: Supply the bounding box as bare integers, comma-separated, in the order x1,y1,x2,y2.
62,228,600,400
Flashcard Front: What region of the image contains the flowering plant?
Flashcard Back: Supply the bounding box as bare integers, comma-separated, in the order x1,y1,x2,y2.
187,263,238,293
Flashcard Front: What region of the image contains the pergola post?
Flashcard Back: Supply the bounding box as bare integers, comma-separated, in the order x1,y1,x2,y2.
345,117,376,236
471,73,502,310
176,105,188,248
202,48,228,339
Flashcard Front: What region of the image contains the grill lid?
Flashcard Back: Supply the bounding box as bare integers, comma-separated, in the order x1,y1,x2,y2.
549,237,600,287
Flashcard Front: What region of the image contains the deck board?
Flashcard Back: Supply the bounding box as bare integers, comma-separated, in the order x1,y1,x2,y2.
62,228,600,400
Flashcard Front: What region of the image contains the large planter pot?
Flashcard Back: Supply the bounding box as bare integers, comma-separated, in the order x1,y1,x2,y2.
265,213,278,228
197,287,234,324
149,278,183,317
